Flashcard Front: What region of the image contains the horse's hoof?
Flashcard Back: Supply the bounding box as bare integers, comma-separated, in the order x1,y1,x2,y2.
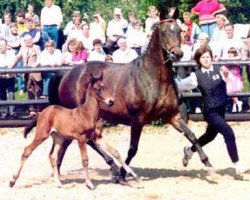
110,165,120,178
86,182,95,190
206,168,221,181
9,181,15,188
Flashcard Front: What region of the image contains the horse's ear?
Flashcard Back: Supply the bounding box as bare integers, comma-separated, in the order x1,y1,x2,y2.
168,7,179,20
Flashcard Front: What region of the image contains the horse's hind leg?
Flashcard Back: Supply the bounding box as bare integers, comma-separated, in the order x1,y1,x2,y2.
9,132,48,187
171,115,213,169
77,139,94,190
95,138,140,182
49,133,64,188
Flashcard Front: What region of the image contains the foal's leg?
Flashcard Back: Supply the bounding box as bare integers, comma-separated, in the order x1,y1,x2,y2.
95,138,139,181
9,131,49,187
171,115,213,169
77,139,94,190
49,133,64,188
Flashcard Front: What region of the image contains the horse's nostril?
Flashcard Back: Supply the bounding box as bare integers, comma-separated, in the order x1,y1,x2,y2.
108,100,114,106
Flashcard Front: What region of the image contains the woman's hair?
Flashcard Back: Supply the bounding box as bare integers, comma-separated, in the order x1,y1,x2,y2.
194,46,213,68
67,38,77,52
215,14,229,24
228,47,238,56
147,6,159,16
45,40,55,48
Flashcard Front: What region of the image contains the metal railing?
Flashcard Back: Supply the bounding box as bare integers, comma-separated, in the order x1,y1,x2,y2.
0,61,249,127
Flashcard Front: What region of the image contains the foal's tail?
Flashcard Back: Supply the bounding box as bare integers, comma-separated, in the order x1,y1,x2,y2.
23,116,38,138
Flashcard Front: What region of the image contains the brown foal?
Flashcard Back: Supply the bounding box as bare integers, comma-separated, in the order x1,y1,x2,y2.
9,74,139,189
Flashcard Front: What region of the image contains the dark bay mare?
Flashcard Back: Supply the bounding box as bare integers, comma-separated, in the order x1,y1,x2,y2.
25,18,214,180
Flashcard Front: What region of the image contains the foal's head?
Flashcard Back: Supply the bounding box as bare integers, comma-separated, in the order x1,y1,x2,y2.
89,73,114,107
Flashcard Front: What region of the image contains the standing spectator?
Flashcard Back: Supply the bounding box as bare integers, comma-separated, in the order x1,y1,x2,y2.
71,40,88,64
0,39,17,118
89,13,106,44
210,14,228,43
40,0,63,48
87,39,107,62
192,0,226,39
105,8,128,54
16,11,27,36
34,22,51,50
25,4,40,24
145,6,160,36
63,10,83,37
38,40,62,98
14,34,42,118
1,12,12,39
182,11,201,45
126,12,140,35
225,47,243,112
126,21,148,55
176,46,247,175
112,38,138,63
180,25,192,61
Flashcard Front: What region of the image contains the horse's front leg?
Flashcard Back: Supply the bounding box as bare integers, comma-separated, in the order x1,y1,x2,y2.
120,122,143,180
171,114,213,169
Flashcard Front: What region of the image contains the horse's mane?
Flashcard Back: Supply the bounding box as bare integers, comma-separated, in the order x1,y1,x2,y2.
141,22,160,56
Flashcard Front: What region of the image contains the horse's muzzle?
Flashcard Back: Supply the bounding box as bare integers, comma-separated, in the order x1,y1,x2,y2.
170,47,183,61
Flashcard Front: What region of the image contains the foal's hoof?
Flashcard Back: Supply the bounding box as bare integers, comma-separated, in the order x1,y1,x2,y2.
9,181,15,188
206,168,221,181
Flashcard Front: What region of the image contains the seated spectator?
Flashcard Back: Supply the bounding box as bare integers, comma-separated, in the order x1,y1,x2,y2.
62,39,76,65
89,12,106,44
71,40,88,64
34,22,50,50
87,39,107,62
215,23,245,60
63,10,83,37
225,47,243,112
1,12,12,39
14,34,42,118
16,11,27,36
112,38,138,63
105,8,128,54
126,21,147,55
0,38,17,118
145,6,160,36
182,11,201,45
6,23,21,53
126,12,141,35
210,14,228,43
21,18,42,48
25,4,40,24
38,40,62,98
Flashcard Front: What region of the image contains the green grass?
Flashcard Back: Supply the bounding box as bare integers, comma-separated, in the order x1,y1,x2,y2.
242,67,250,92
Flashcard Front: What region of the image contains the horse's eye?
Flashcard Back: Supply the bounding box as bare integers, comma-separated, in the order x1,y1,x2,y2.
96,88,102,93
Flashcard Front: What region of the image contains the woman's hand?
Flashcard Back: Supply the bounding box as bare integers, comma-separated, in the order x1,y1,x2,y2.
220,66,229,78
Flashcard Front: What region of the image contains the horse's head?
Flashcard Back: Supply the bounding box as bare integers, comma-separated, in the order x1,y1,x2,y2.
159,19,183,62
89,73,114,107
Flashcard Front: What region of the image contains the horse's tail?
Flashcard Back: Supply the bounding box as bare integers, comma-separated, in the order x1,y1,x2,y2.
24,116,38,138
48,70,65,105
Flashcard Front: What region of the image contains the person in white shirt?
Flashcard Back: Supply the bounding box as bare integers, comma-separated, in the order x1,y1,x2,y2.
0,38,17,118
63,10,84,37
38,39,62,97
215,23,245,60
88,39,107,62
112,38,138,63
126,21,148,55
40,0,63,48
145,6,160,36
25,4,40,24
105,8,128,54
1,12,12,39
89,13,106,44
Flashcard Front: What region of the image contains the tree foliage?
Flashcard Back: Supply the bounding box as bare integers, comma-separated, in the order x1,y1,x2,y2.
0,0,249,26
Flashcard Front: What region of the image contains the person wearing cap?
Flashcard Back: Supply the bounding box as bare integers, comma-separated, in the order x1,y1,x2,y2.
87,39,107,61
40,0,63,48
105,8,128,54
63,10,85,37
89,12,106,44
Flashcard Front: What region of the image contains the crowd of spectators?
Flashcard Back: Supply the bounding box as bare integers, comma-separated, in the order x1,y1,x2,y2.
0,0,249,118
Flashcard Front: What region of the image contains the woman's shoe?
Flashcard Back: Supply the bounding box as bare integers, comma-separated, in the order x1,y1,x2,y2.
232,103,237,112
237,101,243,112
